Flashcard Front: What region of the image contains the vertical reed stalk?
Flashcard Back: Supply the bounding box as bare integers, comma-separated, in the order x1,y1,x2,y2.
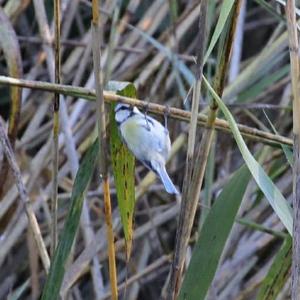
91,1,118,299
51,0,61,257
167,2,209,299
286,1,300,298
167,2,241,299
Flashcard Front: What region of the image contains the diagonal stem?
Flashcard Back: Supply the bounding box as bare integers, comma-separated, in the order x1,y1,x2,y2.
0,118,50,272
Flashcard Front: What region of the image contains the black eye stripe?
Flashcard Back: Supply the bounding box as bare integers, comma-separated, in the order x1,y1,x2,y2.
116,106,127,112
115,105,132,113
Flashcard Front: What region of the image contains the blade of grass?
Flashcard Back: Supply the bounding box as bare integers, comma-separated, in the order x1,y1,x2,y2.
203,75,293,235
110,82,136,260
41,140,99,300
285,0,300,298
0,9,22,148
0,9,22,196
179,164,251,300
203,0,235,63
257,237,292,300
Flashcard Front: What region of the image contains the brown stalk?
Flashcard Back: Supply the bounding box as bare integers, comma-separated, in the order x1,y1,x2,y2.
286,0,300,298
167,1,242,299
166,2,209,298
51,0,61,257
91,0,118,299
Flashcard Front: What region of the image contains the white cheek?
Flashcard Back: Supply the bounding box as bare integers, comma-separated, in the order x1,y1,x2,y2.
115,113,123,123
115,111,129,123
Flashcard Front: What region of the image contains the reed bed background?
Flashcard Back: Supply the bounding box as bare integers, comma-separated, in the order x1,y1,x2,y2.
0,0,298,299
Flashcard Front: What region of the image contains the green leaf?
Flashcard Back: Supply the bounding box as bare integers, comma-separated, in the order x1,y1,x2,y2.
203,76,293,235
41,140,99,300
257,236,292,300
0,9,22,146
110,82,136,260
179,164,251,300
203,0,235,64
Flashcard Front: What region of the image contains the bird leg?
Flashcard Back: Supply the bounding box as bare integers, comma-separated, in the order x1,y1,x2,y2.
143,99,151,131
164,105,170,132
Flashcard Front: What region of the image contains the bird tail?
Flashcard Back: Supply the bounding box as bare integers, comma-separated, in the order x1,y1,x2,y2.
156,164,179,195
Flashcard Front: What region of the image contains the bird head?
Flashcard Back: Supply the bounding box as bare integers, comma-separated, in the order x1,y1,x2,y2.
115,103,140,123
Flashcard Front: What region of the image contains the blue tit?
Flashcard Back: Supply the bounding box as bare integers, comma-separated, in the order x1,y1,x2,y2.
115,103,179,195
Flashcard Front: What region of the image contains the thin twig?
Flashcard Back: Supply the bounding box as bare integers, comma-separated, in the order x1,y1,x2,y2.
0,76,292,148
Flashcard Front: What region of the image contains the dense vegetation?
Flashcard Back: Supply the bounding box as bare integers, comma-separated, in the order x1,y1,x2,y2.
0,0,298,299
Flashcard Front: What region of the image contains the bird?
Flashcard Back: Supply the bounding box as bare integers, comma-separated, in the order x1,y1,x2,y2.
114,103,179,195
